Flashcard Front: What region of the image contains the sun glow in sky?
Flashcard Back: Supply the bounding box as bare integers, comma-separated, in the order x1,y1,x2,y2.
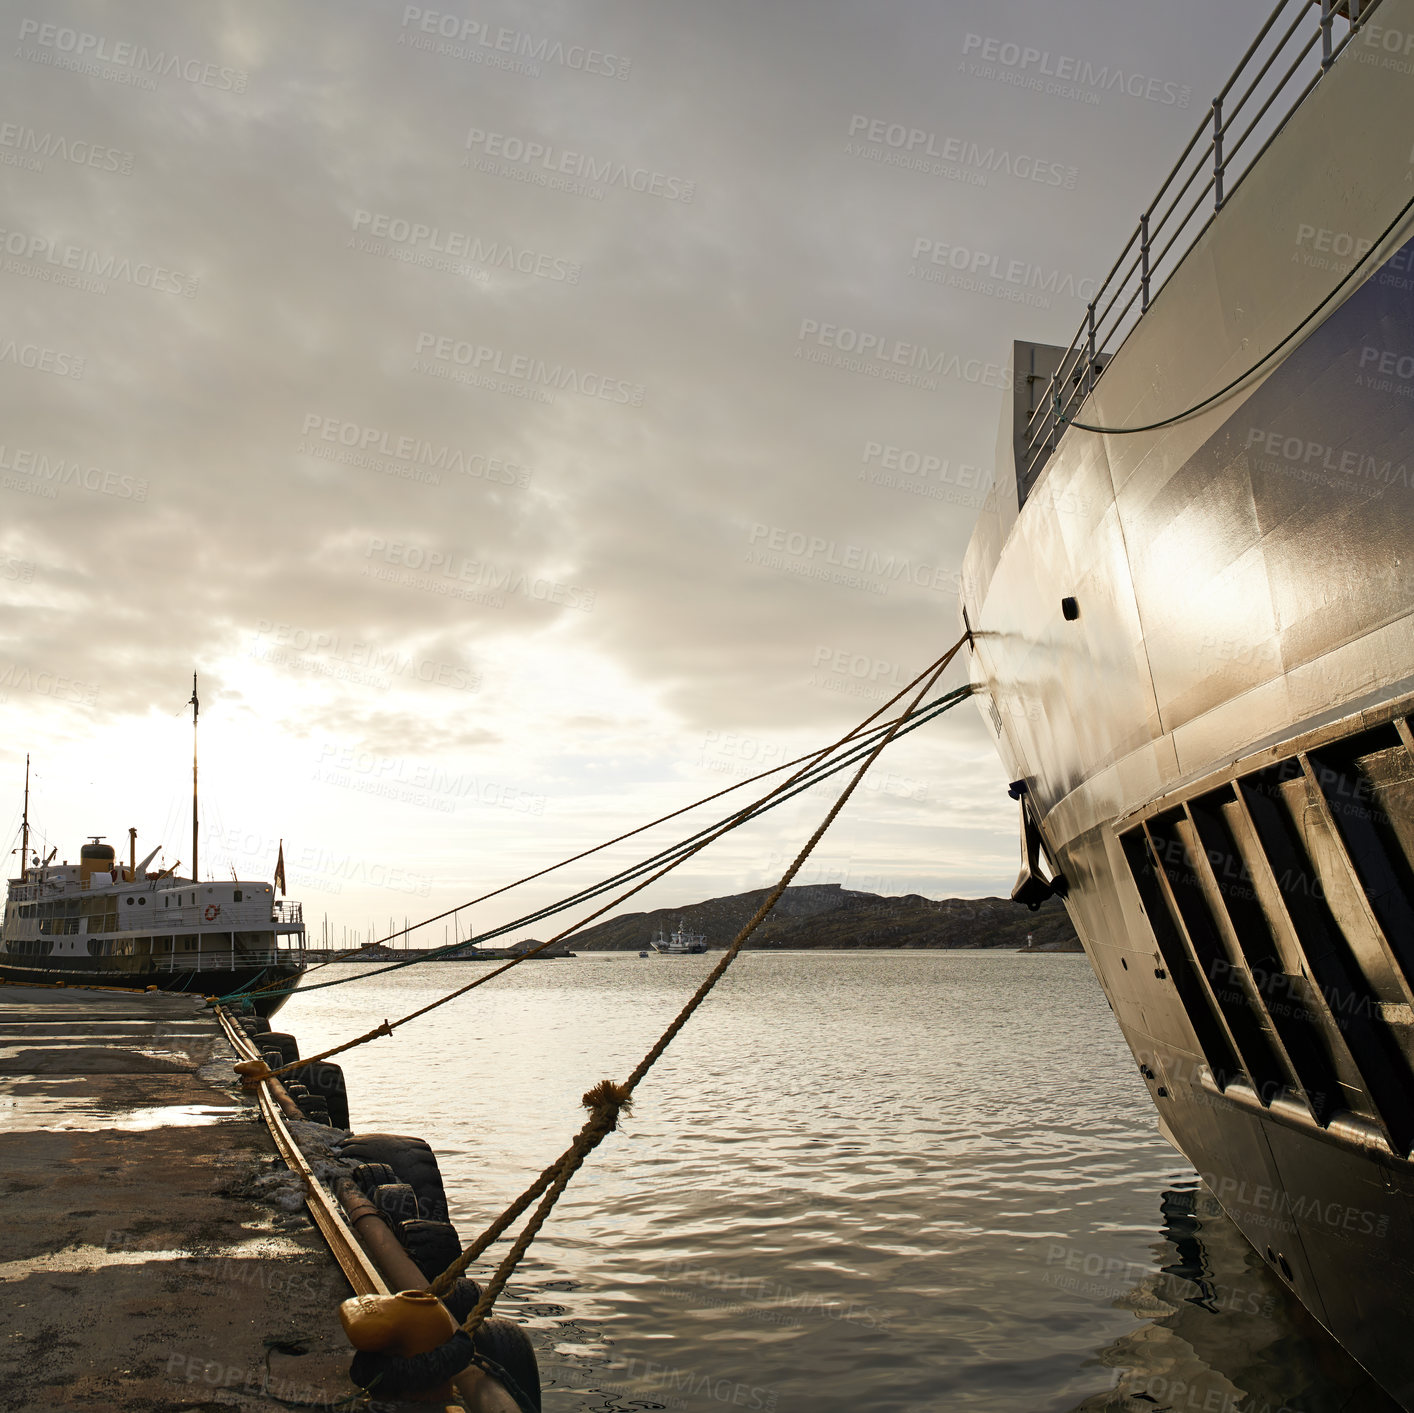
0,0,1260,946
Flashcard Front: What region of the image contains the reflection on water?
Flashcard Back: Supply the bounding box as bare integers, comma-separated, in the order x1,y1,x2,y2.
1071,1181,1401,1413
280,953,1404,1411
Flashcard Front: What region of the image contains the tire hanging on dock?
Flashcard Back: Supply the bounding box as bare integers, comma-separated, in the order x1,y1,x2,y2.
261,1031,300,1066
284,1060,349,1128
339,1133,451,1222
400,1219,463,1283
369,1181,421,1234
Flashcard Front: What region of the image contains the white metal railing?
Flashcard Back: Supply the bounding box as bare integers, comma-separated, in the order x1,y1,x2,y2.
1022,0,1382,490
152,949,290,973
273,900,303,925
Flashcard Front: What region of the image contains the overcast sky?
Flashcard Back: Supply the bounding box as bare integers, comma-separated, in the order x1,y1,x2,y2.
0,0,1264,947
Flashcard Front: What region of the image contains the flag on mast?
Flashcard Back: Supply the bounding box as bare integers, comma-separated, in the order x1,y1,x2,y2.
274,839,286,896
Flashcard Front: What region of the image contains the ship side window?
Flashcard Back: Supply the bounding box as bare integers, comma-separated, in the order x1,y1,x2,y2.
126,898,134,906
233,890,242,902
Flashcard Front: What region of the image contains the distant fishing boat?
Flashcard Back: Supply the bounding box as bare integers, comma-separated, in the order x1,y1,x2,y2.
649,919,706,954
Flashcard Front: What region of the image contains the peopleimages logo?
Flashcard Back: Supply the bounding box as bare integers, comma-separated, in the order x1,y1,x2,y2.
796,319,1011,391
909,237,1097,307
15,19,248,91
746,523,958,595
299,415,531,487
845,114,1077,189
0,227,198,296
0,444,148,500
0,120,134,175
463,127,694,202
960,34,1192,108
0,339,83,378
1356,346,1414,400
1245,424,1412,488
413,332,645,406
349,210,580,283
400,8,630,79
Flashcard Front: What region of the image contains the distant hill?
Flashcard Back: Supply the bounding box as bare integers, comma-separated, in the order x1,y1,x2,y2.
568,884,1080,952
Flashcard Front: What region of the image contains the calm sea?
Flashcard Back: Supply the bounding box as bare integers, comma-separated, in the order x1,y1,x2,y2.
279,952,1399,1413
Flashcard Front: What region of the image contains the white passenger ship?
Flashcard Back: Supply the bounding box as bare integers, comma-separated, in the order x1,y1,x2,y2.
0,835,306,1015
0,680,306,1015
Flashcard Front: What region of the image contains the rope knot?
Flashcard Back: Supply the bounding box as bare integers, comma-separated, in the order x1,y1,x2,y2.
581,1079,632,1132
375,1019,394,1038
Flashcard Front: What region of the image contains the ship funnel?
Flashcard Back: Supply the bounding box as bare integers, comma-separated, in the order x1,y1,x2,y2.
80,838,116,887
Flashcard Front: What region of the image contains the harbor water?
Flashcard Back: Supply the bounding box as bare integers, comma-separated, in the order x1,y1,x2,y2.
280,952,1399,1412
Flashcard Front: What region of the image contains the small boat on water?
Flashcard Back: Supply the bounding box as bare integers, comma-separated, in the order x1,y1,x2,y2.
649,919,706,954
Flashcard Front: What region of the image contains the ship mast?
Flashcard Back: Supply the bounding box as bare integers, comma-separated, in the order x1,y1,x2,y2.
188,673,199,884
20,754,29,883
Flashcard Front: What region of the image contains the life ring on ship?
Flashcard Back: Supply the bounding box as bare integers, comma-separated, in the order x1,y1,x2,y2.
204,904,221,921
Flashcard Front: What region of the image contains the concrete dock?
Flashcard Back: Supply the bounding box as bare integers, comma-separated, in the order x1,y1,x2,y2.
0,986,354,1413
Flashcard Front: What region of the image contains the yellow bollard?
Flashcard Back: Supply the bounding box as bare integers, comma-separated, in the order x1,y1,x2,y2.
233,1058,273,1089
339,1290,458,1404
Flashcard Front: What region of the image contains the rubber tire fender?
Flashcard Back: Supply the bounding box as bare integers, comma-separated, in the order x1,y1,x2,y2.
284,1060,349,1129
261,1031,300,1066
239,1016,271,1037
440,1276,484,1324
339,1134,450,1222
299,1096,331,1125
369,1181,420,1234
349,1162,398,1197
473,1318,542,1413
400,1218,462,1282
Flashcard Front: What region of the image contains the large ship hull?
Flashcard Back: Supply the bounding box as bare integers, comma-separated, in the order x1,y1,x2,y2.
0,957,301,1017
962,4,1414,1402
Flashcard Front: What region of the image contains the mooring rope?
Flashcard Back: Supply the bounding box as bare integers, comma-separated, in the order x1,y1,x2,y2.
250,685,969,1026
233,692,948,1005
250,654,971,1086
426,636,967,1335
233,650,968,1005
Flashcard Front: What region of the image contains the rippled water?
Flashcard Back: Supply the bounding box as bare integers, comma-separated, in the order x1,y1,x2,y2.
279,952,1399,1412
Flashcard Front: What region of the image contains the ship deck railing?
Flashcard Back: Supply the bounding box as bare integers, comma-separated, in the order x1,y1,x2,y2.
1020,0,1384,496
151,947,304,973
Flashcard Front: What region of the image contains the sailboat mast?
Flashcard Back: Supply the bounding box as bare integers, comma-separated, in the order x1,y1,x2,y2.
20,754,29,884
189,673,199,884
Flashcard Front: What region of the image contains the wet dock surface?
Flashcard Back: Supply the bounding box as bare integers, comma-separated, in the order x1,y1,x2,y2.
0,986,354,1412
